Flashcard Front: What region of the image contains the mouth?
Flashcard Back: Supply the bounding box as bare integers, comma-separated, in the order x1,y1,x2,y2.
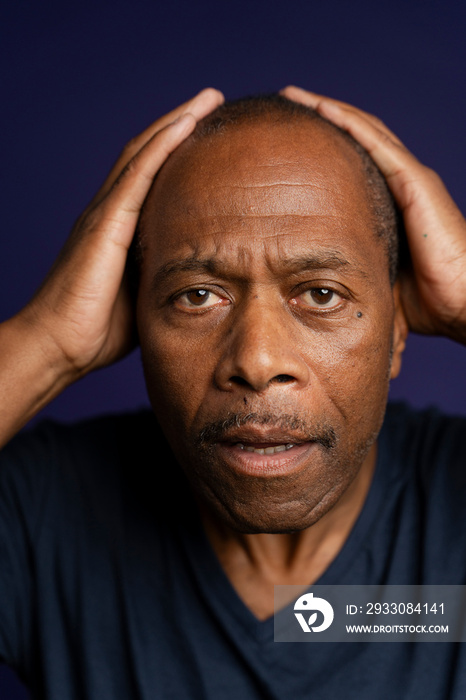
195,413,336,479
214,428,318,477
236,442,297,455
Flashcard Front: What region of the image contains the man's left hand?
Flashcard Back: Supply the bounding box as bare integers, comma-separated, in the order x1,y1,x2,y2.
281,86,466,345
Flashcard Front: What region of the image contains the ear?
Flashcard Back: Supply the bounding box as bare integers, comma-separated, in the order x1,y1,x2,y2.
390,280,409,380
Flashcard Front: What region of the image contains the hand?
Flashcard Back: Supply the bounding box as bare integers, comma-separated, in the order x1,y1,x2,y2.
280,86,466,344
19,88,224,378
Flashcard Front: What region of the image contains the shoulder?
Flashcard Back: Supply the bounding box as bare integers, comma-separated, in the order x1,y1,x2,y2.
0,410,161,527
0,409,156,468
383,401,466,454
382,400,466,489
0,409,193,581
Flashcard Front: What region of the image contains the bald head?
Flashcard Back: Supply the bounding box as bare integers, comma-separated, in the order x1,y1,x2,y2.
136,94,400,285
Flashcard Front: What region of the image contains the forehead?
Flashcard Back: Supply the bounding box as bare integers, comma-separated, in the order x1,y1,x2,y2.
140,119,379,272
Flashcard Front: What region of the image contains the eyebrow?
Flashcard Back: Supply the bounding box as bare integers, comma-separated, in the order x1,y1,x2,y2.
151,257,220,291
151,251,366,291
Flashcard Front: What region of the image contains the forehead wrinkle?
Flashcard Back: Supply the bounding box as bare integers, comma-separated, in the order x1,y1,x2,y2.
191,183,337,191
163,214,344,222
171,183,349,218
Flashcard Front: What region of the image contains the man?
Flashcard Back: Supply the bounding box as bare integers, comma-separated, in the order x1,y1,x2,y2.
1,86,466,699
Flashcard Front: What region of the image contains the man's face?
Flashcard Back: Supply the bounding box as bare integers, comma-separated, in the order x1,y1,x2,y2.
136,118,405,533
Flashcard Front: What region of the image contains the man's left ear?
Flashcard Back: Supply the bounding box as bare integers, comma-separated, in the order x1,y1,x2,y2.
390,280,409,380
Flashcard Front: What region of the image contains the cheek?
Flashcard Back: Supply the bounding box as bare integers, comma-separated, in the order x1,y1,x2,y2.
305,317,394,430
138,320,217,423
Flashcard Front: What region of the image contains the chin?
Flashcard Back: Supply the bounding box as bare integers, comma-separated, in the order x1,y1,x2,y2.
206,491,338,535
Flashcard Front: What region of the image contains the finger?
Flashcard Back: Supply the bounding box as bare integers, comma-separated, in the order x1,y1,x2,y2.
279,85,399,140
280,85,404,146
302,100,420,194
319,100,466,287
87,113,197,253
64,114,197,323
281,86,422,196
89,88,224,207
128,87,224,152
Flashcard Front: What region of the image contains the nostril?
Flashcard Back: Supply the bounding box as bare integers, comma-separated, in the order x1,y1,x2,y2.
228,373,295,389
273,374,295,384
230,376,251,387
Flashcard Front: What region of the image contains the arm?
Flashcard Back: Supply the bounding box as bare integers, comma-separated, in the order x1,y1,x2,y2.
0,88,224,449
280,86,466,345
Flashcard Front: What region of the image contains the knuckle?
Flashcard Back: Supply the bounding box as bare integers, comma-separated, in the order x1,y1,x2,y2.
71,205,115,246
125,156,140,174
422,165,441,182
377,130,395,148
122,136,138,157
111,161,135,190
77,206,102,234
370,114,387,129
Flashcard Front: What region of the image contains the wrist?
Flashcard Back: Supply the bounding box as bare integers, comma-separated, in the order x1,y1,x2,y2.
0,313,80,448
12,305,82,385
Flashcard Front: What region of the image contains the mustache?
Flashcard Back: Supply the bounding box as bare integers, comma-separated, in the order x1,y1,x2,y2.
196,411,337,450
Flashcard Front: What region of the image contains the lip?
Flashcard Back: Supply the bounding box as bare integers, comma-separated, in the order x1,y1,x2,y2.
215,440,317,477
212,425,312,446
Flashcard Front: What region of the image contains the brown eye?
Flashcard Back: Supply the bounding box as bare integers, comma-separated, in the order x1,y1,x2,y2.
186,290,211,306
310,289,334,305
176,288,225,310
298,288,342,309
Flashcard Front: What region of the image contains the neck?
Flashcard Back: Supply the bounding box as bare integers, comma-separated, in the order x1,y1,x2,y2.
199,442,377,619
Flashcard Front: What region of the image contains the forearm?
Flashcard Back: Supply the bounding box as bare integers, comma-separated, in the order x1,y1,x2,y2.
0,90,223,451
0,314,75,449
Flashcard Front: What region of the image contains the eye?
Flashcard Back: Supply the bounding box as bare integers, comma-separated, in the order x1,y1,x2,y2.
175,288,225,310
296,287,343,309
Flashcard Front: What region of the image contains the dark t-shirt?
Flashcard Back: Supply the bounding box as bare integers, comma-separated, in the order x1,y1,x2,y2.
1,403,466,699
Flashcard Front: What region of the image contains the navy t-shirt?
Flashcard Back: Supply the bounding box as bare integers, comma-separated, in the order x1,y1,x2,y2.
1,402,466,699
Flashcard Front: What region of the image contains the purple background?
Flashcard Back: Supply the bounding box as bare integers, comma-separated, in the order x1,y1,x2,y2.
1,0,466,696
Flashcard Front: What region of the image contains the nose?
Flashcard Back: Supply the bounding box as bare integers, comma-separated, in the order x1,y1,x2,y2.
214,298,310,393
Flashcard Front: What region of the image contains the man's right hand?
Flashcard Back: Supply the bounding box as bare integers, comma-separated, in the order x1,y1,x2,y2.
0,88,224,448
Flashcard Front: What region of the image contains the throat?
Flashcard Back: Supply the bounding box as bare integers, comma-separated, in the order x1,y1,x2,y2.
202,526,345,621
198,442,377,620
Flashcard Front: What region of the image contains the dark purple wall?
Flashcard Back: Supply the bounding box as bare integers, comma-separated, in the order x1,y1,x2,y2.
2,0,466,696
